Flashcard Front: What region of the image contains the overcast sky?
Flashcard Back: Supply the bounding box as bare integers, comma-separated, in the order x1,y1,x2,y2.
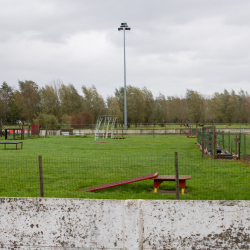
1,0,250,99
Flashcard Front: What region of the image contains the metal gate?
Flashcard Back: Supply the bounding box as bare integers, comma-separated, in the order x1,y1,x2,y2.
201,126,217,159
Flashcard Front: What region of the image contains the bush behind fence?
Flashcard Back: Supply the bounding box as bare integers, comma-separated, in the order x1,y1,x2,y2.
0,155,249,200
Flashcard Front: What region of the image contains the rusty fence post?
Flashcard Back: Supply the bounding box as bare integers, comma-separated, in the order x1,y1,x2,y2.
0,119,2,137
175,152,179,200
38,155,44,198
235,135,237,156
244,134,246,159
222,131,224,149
238,142,240,160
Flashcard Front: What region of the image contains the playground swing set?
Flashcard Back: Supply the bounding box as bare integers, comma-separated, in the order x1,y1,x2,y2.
94,115,118,141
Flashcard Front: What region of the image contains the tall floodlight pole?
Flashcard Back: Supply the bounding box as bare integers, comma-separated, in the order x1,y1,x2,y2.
118,22,131,130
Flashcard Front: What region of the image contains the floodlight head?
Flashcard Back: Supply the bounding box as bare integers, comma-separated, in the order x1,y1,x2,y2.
118,22,131,31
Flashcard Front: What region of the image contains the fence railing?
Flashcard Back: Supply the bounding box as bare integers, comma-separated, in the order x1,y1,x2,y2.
0,154,249,200
197,130,250,160
3,122,250,128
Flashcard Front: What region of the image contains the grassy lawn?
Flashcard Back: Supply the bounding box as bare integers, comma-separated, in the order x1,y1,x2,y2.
0,134,196,157
0,135,249,200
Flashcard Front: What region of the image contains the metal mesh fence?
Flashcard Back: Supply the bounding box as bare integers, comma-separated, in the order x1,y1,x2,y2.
197,129,250,159
0,128,39,140
0,157,40,197
0,155,249,200
245,135,250,159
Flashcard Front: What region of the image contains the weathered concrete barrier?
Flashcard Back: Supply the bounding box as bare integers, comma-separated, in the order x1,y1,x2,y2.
40,128,250,136
0,198,249,249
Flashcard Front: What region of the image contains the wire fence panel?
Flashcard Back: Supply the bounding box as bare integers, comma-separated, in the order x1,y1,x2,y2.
178,155,250,200
42,156,174,200
0,155,249,200
246,135,250,159
0,157,39,197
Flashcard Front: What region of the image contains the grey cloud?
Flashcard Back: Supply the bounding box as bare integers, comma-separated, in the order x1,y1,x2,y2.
0,0,250,99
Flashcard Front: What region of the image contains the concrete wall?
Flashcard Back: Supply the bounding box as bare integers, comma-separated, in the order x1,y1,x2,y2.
40,128,250,136
0,198,249,249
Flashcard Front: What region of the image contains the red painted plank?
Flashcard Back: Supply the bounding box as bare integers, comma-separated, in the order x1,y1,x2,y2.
83,172,159,192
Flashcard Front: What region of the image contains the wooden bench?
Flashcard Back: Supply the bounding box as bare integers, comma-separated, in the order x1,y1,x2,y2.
153,175,191,195
0,141,23,150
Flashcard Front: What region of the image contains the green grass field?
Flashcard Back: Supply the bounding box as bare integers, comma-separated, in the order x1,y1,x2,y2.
0,135,249,200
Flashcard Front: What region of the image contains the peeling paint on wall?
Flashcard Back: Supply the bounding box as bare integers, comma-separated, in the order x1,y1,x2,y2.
0,198,249,249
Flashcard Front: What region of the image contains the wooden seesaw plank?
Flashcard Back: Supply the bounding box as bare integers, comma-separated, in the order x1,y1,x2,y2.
80,172,159,192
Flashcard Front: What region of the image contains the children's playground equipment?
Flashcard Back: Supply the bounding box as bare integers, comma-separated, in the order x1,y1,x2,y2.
153,175,191,195
79,173,191,195
2,129,25,140
82,173,159,192
1,125,40,140
94,115,118,140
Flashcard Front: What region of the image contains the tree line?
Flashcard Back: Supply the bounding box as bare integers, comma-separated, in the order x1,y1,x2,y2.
0,80,250,128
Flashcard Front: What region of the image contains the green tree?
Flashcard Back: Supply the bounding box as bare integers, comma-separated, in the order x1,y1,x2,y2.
210,92,223,122
10,100,21,124
107,96,122,121
154,93,168,123
142,87,154,123
60,84,83,115
126,86,145,125
82,85,106,122
219,90,238,123
71,112,95,128
33,113,59,129
186,89,205,123
115,86,146,125
167,96,188,123
0,82,14,122
0,96,4,122
40,85,61,118
204,98,213,123
14,80,40,123
238,90,250,123
114,87,125,124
